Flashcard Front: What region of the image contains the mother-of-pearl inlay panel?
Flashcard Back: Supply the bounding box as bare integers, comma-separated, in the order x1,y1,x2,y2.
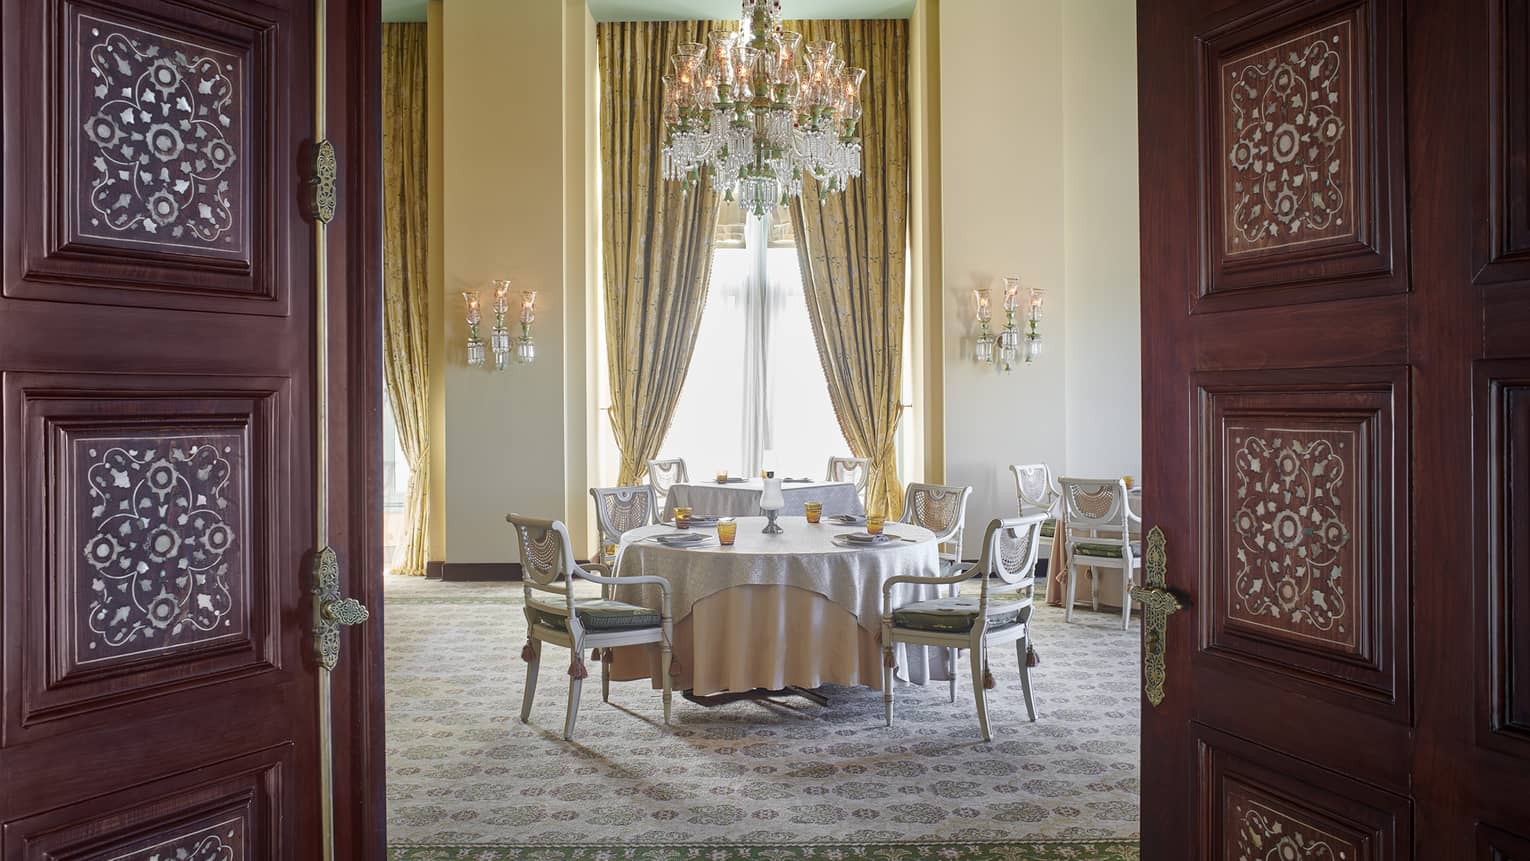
1221,18,1355,256
76,433,245,665
106,816,243,861
1226,782,1360,861
1228,425,1359,653
77,13,244,255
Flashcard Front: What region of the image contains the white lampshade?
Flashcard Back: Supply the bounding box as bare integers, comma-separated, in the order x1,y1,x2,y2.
759,477,785,511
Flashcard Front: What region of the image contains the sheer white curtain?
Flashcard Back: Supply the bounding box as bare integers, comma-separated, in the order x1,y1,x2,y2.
661,212,844,479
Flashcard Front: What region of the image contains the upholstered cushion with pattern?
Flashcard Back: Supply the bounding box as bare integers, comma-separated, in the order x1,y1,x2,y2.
1040,519,1057,538
1073,541,1141,559
893,596,1028,633
534,598,661,631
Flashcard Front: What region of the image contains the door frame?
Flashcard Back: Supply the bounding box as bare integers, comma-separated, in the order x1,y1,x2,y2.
326,0,386,855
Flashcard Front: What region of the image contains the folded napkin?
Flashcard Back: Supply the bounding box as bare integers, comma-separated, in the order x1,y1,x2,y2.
828,514,866,525
783,477,814,483
842,531,891,545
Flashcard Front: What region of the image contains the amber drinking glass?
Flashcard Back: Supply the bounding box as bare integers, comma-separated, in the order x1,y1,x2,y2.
717,518,737,545
865,515,885,535
674,506,692,529
1122,475,1135,490
804,502,823,524
716,470,729,483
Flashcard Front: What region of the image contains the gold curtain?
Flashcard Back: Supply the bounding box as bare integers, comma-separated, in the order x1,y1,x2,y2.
382,23,430,575
787,19,910,518
598,21,724,487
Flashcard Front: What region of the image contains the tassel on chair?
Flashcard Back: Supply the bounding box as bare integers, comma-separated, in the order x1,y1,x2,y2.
883,648,896,670
521,640,536,663
669,658,684,678
569,657,589,679
589,648,602,662
983,662,996,690
1027,644,1041,667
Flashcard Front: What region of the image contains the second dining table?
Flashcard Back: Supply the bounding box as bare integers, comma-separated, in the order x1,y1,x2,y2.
661,478,864,520
608,515,952,697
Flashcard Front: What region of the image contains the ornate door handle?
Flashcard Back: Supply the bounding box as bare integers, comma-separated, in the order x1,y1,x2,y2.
1130,526,1187,707
312,546,368,671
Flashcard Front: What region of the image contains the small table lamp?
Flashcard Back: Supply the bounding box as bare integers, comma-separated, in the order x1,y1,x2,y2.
760,474,785,534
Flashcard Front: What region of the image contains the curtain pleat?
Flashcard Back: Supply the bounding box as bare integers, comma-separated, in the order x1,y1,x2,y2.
382,23,430,575
787,19,910,518
598,21,726,488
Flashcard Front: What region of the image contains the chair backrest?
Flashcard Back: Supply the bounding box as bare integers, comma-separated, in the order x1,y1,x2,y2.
825,456,871,499
589,485,657,545
983,513,1046,584
647,458,689,505
1057,477,1132,532
1009,463,1058,516
899,482,973,543
506,513,577,608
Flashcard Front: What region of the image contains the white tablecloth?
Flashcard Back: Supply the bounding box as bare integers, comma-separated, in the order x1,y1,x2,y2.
610,516,949,693
662,479,864,519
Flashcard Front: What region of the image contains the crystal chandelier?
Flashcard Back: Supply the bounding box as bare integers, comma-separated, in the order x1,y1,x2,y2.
661,0,866,215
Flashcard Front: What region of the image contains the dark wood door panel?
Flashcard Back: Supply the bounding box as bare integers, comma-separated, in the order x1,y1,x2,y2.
1196,724,1411,861
1475,361,1530,759
1475,0,1530,287
1192,0,1408,313
1190,295,1408,371
1,746,289,861
1479,823,1530,860
1194,368,1407,722
0,0,305,315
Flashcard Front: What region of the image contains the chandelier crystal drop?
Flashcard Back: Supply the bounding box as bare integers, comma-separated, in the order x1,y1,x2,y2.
661,0,866,215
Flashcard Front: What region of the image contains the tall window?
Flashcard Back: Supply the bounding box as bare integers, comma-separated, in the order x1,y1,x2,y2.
659,204,844,479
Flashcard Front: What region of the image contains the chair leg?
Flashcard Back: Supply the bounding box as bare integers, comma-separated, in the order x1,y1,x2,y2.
659,641,673,726
1016,636,1037,721
563,659,585,742
882,642,894,728
520,638,542,723
601,649,611,703
1090,567,1100,611
1064,566,1077,623
970,641,991,743
1121,572,1133,631
948,648,958,703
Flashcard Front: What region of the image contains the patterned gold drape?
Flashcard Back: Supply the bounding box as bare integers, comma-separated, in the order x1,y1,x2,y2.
787,19,910,518
598,21,724,487
382,23,430,575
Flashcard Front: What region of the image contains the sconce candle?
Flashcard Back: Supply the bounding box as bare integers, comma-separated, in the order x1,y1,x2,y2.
1024,286,1046,363
490,280,513,370
974,288,995,364
515,291,537,365
463,291,485,367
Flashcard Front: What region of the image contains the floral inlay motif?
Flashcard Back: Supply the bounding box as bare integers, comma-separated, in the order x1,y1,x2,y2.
1229,791,1355,861
78,14,242,252
1222,19,1354,255
78,434,243,662
107,817,242,861
1229,427,1355,648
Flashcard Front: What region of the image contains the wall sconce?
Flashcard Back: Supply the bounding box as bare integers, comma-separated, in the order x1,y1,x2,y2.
490,280,513,370
515,290,537,365
973,276,1044,373
463,290,485,366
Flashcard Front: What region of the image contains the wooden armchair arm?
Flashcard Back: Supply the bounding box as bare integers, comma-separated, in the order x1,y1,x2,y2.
573,563,673,617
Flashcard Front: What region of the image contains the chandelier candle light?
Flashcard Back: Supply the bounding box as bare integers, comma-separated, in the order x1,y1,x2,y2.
661,0,867,215
463,290,485,367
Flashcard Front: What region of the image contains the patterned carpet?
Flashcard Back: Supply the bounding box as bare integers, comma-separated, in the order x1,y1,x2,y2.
384,574,1140,860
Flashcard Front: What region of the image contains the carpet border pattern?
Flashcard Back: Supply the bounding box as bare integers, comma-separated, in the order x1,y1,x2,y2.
387,840,1139,860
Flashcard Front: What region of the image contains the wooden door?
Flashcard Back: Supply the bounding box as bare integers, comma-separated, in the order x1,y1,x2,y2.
1138,0,1530,855
0,0,384,858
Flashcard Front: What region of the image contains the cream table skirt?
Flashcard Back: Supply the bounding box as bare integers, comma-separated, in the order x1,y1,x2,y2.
607,584,953,693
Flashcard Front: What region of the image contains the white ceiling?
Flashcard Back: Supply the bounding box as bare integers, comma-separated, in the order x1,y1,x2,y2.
381,0,916,23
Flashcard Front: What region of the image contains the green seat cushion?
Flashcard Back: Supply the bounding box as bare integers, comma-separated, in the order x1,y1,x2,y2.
1040,520,1057,538
893,596,1027,633
535,598,661,632
1073,541,1140,559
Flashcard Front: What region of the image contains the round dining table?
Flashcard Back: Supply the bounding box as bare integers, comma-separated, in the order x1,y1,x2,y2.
607,516,952,696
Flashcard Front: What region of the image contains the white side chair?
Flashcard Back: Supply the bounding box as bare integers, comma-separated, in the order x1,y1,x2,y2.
646,458,689,511
881,513,1045,742
825,455,872,508
1010,463,1060,563
899,482,974,580
589,485,657,565
1057,477,1142,630
507,513,673,740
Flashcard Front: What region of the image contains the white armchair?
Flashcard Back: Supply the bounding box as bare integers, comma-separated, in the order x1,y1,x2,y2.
825,455,872,508
1057,477,1142,630
507,513,674,740
1009,463,1060,562
881,513,1045,742
646,458,689,510
589,485,658,566
899,482,974,580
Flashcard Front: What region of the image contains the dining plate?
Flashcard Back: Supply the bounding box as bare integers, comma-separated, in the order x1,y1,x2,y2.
827,514,866,525
664,515,719,527
830,533,898,549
